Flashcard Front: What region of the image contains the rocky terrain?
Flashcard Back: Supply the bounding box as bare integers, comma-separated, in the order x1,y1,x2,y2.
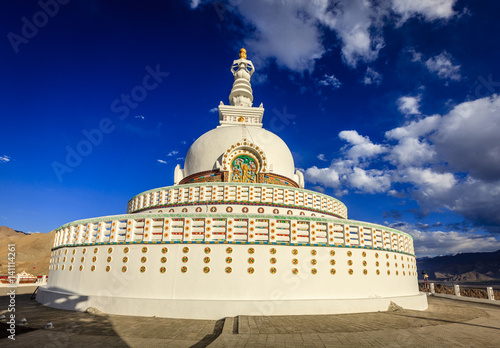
0,226,54,276
417,250,500,282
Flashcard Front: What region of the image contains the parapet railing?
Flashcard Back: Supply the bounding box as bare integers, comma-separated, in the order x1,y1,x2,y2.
126,183,348,219
53,213,415,255
421,283,499,302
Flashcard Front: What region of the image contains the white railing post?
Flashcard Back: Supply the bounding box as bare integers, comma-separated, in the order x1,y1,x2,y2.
487,287,494,300
430,283,435,294
454,284,460,296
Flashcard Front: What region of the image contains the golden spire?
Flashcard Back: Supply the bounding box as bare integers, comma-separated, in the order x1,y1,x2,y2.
239,48,247,59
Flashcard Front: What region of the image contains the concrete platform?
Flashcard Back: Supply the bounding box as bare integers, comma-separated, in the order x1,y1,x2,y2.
1,286,500,347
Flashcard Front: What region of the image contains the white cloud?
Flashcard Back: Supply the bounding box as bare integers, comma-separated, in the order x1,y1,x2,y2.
425,51,461,81
397,95,421,115
339,130,386,161
348,167,391,193
386,115,440,140
209,107,218,113
304,166,340,189
317,154,327,161
387,137,435,166
318,74,342,89
363,67,382,86
0,155,10,163
189,1,460,72
181,140,187,145
135,115,145,119
397,167,456,193
392,0,456,24
157,159,167,164
167,150,179,156
408,47,423,62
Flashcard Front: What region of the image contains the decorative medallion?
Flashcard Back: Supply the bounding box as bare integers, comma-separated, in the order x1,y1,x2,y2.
203,257,210,264
142,247,148,254
182,208,188,213
161,257,167,263
242,207,249,213
362,261,367,267
362,251,366,257
204,247,211,254
270,267,277,274
122,266,127,273
376,269,380,275
70,257,74,263
258,207,264,213
90,256,96,262
61,265,65,270
80,257,85,262
248,257,255,264
226,247,233,254
162,247,168,254
375,253,379,258
65,250,68,255
123,257,128,263
140,266,146,273
248,247,255,254
230,154,258,183
387,270,391,275
181,266,187,273
107,256,112,263
311,250,317,256
83,248,87,254
330,268,336,275
226,257,232,264
72,249,76,255
363,269,368,275
386,254,389,259
348,260,353,266
270,257,277,264
375,261,379,267
94,248,98,254
292,249,298,255
348,269,354,275
69,265,73,271
347,251,352,257
108,247,113,254
311,259,317,265
226,207,233,213
247,267,255,274
396,271,399,276
386,262,390,267
311,268,317,275
106,266,111,272
91,265,95,272
202,266,209,273
124,247,129,254
210,207,217,212
160,267,166,274
292,258,298,265
196,207,202,212
225,267,232,274
141,257,147,263
270,248,277,254
330,250,336,256
182,256,189,263
292,268,298,275
273,209,279,214
183,247,189,253
287,210,293,215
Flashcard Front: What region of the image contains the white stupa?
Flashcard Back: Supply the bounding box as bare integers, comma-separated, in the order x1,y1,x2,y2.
37,49,427,319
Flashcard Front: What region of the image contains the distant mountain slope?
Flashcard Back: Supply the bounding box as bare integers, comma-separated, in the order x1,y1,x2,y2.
0,226,54,275
417,250,500,281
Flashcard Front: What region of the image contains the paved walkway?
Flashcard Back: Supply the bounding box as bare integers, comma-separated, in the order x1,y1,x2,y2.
0,287,499,347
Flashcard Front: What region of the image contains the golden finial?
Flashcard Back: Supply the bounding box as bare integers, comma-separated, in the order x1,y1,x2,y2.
239,48,247,59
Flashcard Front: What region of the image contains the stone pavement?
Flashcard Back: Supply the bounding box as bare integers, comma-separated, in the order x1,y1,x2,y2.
0,287,499,347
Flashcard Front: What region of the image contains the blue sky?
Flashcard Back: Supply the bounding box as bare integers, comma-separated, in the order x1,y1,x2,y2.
1,0,500,257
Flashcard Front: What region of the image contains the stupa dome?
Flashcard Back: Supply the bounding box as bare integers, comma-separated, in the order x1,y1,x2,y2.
183,126,295,180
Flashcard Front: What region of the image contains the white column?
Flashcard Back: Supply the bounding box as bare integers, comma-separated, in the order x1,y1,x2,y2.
487,287,495,300
454,284,460,296
430,283,435,294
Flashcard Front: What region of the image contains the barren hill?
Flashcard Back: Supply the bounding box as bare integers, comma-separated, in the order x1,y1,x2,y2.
0,226,54,276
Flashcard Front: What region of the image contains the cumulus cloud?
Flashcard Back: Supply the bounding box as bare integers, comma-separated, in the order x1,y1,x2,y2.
339,130,387,161
318,74,342,89
209,107,218,113
167,150,179,156
425,51,461,80
407,47,423,62
397,95,421,115
189,0,461,72
305,95,500,234
363,67,382,86
392,0,457,24
0,155,10,163
157,159,167,164
317,154,327,161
